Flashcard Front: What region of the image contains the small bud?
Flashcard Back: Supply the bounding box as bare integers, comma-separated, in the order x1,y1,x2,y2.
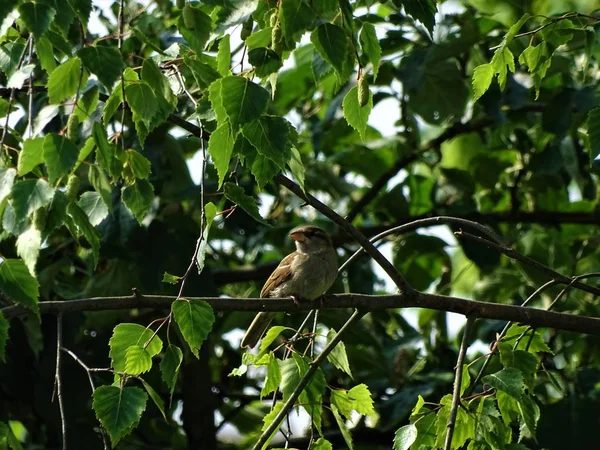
182,4,195,29
271,22,283,54
66,113,79,142
66,174,81,202
358,75,369,107
269,10,278,28
241,18,253,41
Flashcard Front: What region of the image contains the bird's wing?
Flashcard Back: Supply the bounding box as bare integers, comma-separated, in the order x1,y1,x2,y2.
260,252,298,298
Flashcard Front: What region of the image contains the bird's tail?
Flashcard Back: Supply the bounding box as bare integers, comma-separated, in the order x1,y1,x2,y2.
240,312,276,349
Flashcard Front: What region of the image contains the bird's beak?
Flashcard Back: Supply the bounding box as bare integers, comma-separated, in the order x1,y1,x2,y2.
289,231,306,242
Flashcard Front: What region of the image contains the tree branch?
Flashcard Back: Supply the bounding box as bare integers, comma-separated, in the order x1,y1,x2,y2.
4,292,600,335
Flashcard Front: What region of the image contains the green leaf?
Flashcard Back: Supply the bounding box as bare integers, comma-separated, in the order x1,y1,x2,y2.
70,0,92,25
10,179,54,223
260,402,283,448
124,150,151,180
343,85,373,141
124,345,153,375
18,2,55,38
587,108,600,162
16,226,42,275
77,45,124,89
482,368,523,399
250,153,280,188
109,323,163,372
0,0,18,28
223,182,270,226
242,116,290,168
472,63,494,102
208,122,234,188
331,389,354,419
505,13,531,44
434,394,476,449
162,272,181,285
257,325,291,358
74,86,99,121
460,365,471,395
0,420,24,450
326,328,352,378
496,390,519,426
280,0,315,41
7,63,34,90
260,354,281,399
121,179,154,223
279,353,325,432
92,385,147,447
47,57,82,104
92,122,120,178
0,259,39,316
220,76,269,130
66,203,100,268
35,35,56,73
393,424,418,450
248,48,282,78
311,438,333,450
185,56,222,89
177,7,213,54
504,325,553,354
245,27,272,50
491,47,515,91
216,34,230,76
348,384,375,417
0,167,16,203
311,23,353,82
125,82,158,126
138,377,166,420
401,0,437,34
43,133,78,184
331,404,354,450
160,344,183,394
0,312,8,363
78,191,109,226
0,42,25,79
517,393,540,438
88,165,112,209
172,299,215,358
287,147,305,191
359,23,381,79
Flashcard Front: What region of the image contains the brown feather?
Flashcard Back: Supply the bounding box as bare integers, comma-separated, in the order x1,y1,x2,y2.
260,251,297,297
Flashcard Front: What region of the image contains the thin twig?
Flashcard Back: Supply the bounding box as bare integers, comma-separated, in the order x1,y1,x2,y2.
252,309,366,450
455,231,600,297
118,0,126,150
27,37,34,138
276,174,413,294
339,216,502,274
54,314,67,450
62,348,111,450
444,317,474,450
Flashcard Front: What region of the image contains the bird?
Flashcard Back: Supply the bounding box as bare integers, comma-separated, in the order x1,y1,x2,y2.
240,225,338,349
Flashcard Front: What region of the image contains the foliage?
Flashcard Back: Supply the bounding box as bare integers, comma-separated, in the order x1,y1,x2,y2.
0,0,600,449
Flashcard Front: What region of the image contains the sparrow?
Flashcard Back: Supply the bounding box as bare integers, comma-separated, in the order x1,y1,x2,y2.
240,225,338,349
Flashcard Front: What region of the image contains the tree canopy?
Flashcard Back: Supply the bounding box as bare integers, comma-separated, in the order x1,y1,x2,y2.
1,0,600,449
